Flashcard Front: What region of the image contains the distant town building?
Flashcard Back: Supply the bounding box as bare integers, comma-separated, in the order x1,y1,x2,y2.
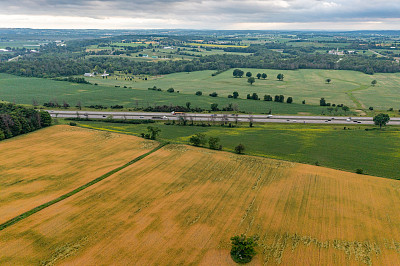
84,73,94,77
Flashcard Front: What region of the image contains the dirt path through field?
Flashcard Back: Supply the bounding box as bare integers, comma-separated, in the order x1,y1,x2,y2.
0,125,158,224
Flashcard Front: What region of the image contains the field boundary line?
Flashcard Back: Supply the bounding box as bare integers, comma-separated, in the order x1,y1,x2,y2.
345,85,370,109
0,142,168,231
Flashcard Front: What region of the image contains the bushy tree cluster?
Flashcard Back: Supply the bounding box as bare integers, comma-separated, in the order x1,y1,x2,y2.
189,133,222,150
230,234,259,263
274,95,285,102
0,103,51,140
53,77,90,84
247,93,259,100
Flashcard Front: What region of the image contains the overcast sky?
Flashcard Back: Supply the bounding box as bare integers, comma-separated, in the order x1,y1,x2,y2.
0,0,399,30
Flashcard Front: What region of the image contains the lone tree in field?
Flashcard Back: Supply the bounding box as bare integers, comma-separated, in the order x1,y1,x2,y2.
195,91,202,96
233,91,239,99
189,133,207,146
230,234,259,264
208,137,221,150
233,69,244,78
261,73,267,79
248,115,254,127
326,78,331,84
256,73,261,79
235,144,245,154
147,126,161,140
277,73,284,81
246,72,252,78
371,80,377,86
248,77,255,85
211,103,219,111
373,113,390,129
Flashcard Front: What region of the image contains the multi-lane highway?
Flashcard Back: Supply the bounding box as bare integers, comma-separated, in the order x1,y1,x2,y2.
47,110,400,125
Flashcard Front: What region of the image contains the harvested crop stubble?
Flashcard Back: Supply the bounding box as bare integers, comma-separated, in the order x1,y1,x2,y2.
2,144,400,265
0,125,157,224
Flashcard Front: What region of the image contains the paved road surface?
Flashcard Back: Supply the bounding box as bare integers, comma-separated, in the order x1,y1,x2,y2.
47,110,400,125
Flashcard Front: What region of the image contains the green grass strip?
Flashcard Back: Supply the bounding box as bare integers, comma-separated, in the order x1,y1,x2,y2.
0,142,169,231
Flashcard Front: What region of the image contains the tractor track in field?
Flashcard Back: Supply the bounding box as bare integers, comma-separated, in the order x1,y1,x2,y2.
0,142,169,231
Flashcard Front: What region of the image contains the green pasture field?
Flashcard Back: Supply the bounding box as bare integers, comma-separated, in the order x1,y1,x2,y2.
85,45,113,51
86,48,194,60
0,73,326,114
110,42,149,47
178,48,252,56
73,121,400,180
287,42,351,48
108,46,251,59
124,68,400,110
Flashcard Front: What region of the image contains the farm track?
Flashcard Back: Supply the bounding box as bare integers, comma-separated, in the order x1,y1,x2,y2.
315,71,368,109
0,125,160,224
0,142,168,232
345,85,370,109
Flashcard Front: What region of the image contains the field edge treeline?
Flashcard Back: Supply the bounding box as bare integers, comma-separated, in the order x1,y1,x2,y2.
0,103,51,140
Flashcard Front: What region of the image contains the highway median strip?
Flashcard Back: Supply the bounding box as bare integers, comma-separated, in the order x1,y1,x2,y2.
0,142,169,231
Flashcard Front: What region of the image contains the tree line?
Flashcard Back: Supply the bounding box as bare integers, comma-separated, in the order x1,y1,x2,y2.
1,43,400,78
0,103,52,140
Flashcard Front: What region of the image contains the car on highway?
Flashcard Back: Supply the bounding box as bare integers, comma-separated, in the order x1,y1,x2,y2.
139,116,144,119
267,115,273,118
162,116,168,119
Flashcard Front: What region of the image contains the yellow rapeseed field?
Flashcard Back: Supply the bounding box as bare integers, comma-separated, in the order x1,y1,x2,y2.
0,125,157,224
2,133,400,265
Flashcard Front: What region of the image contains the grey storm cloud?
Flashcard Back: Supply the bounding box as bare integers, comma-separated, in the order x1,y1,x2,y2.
1,0,400,24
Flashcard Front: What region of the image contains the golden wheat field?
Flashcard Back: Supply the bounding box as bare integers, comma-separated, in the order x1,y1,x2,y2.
0,125,157,224
2,130,400,265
